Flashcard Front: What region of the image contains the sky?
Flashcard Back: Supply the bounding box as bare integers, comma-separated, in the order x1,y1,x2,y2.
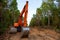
17,0,42,25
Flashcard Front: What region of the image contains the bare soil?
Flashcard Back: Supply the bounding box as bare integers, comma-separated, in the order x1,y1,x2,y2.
1,28,60,40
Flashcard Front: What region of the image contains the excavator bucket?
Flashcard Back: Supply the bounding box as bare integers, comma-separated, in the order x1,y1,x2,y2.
20,27,30,38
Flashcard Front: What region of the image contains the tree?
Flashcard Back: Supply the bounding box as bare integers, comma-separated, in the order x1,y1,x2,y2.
0,0,20,34
29,0,60,30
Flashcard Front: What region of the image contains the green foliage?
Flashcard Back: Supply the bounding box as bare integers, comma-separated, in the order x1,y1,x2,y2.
29,0,60,29
29,14,41,26
0,0,20,34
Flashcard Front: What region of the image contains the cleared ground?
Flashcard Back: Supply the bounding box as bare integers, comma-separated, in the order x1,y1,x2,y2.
2,28,60,40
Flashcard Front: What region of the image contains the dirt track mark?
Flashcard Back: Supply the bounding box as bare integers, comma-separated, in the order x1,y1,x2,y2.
4,28,60,40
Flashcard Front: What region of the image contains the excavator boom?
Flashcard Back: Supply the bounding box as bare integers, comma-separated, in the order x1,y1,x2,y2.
18,1,28,27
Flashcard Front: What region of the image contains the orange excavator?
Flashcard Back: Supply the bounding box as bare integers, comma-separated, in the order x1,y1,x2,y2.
9,1,29,37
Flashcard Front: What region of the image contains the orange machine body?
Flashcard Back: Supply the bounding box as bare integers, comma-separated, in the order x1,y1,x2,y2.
14,1,28,27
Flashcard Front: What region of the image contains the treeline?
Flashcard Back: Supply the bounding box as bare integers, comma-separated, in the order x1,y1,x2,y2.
0,0,20,34
29,0,60,30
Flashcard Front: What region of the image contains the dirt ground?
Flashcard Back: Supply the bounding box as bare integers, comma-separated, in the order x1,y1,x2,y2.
2,28,60,40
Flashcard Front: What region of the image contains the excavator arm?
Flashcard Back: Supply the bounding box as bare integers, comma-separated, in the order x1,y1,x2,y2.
23,1,28,27
18,1,28,27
